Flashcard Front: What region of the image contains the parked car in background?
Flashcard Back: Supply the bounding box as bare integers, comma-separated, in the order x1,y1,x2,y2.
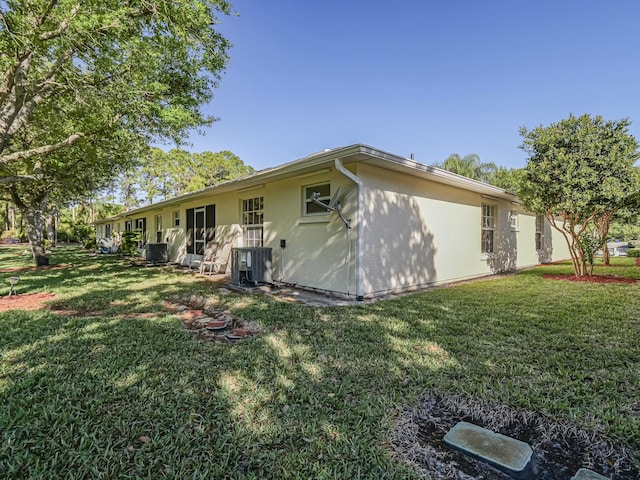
607,241,629,257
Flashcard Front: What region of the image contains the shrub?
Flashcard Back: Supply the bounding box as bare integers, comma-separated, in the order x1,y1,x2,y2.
626,248,640,258
119,230,141,256
72,221,94,244
579,232,600,269
1,229,20,241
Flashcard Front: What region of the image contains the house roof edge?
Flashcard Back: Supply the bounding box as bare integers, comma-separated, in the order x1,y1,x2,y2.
95,144,518,223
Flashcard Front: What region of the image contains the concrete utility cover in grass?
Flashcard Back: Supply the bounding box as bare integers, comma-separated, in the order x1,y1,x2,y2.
570,469,609,480
444,421,535,479
194,317,213,324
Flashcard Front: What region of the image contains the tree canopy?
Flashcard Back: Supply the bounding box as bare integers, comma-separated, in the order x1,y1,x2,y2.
519,113,640,275
134,147,254,206
0,0,233,264
489,166,524,192
435,153,498,184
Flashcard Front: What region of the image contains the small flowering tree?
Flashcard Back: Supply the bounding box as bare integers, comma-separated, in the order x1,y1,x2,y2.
519,114,640,276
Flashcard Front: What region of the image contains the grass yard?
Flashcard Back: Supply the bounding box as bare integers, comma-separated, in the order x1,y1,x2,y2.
1,245,639,479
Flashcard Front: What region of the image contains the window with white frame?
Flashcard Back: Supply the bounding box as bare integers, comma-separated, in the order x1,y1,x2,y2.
510,210,518,230
105,223,112,238
155,214,163,243
303,183,331,216
535,215,544,250
173,210,180,227
241,197,264,247
481,204,495,254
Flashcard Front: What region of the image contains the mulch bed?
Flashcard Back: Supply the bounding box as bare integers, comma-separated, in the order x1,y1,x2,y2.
392,392,639,480
542,274,638,284
0,292,57,312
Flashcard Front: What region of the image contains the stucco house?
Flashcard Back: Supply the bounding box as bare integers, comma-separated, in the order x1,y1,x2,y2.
95,144,569,300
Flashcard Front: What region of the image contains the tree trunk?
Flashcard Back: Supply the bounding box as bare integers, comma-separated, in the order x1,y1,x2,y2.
3,202,8,231
46,208,55,245
21,198,50,266
54,207,60,244
547,212,587,277
602,245,611,266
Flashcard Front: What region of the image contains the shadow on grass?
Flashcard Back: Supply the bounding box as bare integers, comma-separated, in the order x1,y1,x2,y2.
1,311,242,478
1,249,420,478
1,248,639,478
1,304,426,478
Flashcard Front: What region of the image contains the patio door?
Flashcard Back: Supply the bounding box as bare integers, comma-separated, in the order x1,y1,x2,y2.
186,204,216,255
194,207,205,255
135,217,146,248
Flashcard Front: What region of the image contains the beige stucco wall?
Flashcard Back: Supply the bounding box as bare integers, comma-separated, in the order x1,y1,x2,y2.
97,169,357,293
95,161,571,298
356,163,570,296
262,170,357,295
152,192,245,270
167,170,357,293
515,213,570,266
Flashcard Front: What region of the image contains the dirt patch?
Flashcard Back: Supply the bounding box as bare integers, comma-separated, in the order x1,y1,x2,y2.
0,292,57,311
542,274,638,284
165,296,259,343
0,264,71,273
392,392,639,480
119,312,158,320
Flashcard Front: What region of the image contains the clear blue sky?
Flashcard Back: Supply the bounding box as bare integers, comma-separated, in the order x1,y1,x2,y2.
184,0,640,171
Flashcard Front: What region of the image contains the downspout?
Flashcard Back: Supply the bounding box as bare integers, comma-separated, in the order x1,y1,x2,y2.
334,158,365,301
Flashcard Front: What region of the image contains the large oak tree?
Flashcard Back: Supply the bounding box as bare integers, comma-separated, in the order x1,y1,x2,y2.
0,0,232,265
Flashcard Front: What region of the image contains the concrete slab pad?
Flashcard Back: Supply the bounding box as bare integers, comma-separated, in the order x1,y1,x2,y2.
444,421,535,479
570,469,609,480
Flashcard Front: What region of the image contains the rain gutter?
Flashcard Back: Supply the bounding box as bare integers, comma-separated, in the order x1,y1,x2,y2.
334,158,364,301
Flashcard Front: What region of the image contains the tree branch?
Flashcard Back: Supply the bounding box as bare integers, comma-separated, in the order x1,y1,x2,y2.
0,60,18,104
34,1,60,29
0,52,35,149
39,4,80,41
36,48,75,89
0,132,84,165
0,47,75,153
0,174,37,185
9,187,26,210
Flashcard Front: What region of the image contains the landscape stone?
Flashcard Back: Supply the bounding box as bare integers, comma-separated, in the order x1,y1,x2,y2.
194,317,213,324
570,469,610,480
444,421,536,480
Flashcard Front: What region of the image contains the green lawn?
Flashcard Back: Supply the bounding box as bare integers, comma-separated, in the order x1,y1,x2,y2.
1,246,639,478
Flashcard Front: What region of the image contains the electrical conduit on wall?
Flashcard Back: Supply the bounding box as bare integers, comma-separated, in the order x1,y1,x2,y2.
335,158,364,301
